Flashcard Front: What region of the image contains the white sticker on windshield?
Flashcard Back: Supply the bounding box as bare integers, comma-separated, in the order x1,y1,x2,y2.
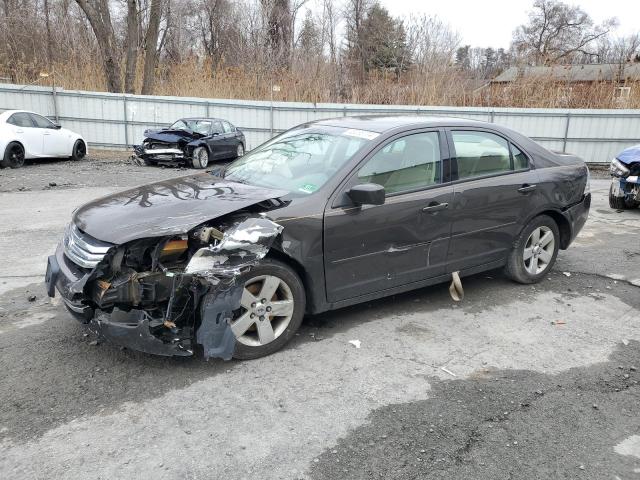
342,129,379,141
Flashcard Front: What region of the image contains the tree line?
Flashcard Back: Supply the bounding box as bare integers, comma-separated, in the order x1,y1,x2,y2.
0,0,638,106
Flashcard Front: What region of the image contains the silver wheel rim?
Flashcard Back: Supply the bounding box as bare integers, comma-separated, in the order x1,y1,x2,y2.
196,147,208,168
230,274,294,347
237,144,244,157
523,226,555,275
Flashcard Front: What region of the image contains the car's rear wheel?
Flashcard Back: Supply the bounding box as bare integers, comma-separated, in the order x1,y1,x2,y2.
230,258,305,360
71,140,86,161
505,215,560,284
1,142,25,169
236,143,245,158
191,146,209,169
609,182,638,209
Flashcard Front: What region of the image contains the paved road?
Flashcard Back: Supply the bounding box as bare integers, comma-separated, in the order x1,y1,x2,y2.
0,159,638,479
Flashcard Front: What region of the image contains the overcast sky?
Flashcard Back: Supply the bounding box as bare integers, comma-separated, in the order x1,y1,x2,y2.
379,0,640,48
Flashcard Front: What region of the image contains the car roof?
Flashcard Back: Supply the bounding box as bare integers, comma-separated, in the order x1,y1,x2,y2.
178,117,227,122
0,109,38,120
313,115,493,133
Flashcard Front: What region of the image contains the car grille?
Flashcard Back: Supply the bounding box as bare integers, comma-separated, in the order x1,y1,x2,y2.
63,223,113,269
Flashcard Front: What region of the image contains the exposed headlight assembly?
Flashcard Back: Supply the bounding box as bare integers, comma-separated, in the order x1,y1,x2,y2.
610,158,630,178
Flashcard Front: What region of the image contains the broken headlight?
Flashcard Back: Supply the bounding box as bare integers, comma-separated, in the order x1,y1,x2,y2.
610,158,630,178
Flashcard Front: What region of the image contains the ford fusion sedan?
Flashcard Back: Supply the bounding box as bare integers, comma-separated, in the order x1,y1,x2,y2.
46,116,591,360
133,117,245,168
0,110,86,168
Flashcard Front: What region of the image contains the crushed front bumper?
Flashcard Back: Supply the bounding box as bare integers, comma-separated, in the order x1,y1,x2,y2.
133,144,186,164
46,242,94,321
613,176,640,202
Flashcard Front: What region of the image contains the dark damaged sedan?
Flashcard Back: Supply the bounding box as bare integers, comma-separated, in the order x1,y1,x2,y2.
46,116,591,360
133,117,245,168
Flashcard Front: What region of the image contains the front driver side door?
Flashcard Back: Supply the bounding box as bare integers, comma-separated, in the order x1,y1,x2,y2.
31,113,68,156
324,130,453,303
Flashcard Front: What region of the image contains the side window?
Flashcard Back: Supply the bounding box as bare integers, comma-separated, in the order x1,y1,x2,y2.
452,131,512,179
30,114,55,129
211,121,223,134
358,132,441,195
511,144,529,170
222,121,234,133
8,113,34,128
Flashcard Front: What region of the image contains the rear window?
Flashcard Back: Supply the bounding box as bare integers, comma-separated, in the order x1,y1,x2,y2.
452,131,512,179
7,113,33,128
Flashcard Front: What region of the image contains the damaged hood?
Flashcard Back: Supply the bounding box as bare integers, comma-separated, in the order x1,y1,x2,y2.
73,174,288,244
144,129,205,144
617,144,640,165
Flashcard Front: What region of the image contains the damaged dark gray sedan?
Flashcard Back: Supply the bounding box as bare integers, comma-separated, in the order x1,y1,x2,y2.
46,116,591,360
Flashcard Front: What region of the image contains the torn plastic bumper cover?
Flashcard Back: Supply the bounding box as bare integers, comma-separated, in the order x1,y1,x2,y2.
90,217,283,359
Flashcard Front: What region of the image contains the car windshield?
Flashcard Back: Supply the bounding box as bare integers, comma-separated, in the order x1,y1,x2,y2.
224,126,376,194
170,119,212,135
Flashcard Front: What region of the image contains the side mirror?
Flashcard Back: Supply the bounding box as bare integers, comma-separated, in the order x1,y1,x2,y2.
52,123,62,130
347,183,385,206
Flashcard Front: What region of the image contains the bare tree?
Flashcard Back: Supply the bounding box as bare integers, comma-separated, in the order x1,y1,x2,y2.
512,0,617,65
141,0,162,94
124,0,138,93
75,0,122,91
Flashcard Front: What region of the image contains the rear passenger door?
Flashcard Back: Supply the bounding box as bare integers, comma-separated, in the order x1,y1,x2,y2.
324,130,454,302
446,129,542,272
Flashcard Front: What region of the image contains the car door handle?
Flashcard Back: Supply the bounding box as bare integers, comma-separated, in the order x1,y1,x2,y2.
15,129,23,133
518,184,537,194
422,202,449,213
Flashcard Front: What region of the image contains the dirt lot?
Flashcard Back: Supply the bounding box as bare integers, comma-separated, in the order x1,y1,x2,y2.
0,154,639,480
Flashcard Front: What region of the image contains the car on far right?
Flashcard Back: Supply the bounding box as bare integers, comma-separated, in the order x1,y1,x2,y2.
609,144,640,209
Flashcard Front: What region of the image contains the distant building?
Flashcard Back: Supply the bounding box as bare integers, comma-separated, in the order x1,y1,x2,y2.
487,63,640,106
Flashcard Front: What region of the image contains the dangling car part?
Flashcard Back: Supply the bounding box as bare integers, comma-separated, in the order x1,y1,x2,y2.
609,144,640,209
132,117,245,168
47,116,590,360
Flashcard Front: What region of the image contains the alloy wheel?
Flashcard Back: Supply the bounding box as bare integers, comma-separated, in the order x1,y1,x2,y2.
523,226,555,275
230,274,295,347
8,144,25,168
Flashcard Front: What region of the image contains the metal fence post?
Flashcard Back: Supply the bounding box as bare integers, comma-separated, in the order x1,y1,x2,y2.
51,84,59,122
123,94,129,148
562,112,571,153
489,110,495,123
206,101,210,118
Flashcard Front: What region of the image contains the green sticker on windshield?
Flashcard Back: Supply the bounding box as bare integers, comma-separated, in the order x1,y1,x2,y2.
298,183,317,194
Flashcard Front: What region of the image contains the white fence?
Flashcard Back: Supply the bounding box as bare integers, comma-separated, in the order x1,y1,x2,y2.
1,82,639,163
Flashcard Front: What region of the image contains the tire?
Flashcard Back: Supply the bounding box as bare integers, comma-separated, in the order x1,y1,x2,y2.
1,142,25,169
504,214,560,284
236,143,245,158
191,146,209,169
142,157,156,166
227,258,306,360
71,140,86,161
609,182,638,209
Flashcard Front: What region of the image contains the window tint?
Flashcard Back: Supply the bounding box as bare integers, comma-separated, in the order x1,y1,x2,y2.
211,121,223,134
30,114,55,129
222,121,234,133
511,144,529,170
452,131,511,179
358,132,441,195
7,113,33,128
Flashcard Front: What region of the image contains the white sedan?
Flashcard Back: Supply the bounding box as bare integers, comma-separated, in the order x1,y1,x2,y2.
0,110,87,168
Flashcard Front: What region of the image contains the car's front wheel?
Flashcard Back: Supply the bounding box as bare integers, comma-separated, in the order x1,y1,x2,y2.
505,215,560,284
609,182,639,209
191,146,209,169
71,140,86,161
228,258,305,360
236,143,245,158
1,142,25,169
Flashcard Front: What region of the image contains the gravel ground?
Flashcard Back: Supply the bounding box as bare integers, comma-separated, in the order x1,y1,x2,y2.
0,154,638,480
0,149,209,193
